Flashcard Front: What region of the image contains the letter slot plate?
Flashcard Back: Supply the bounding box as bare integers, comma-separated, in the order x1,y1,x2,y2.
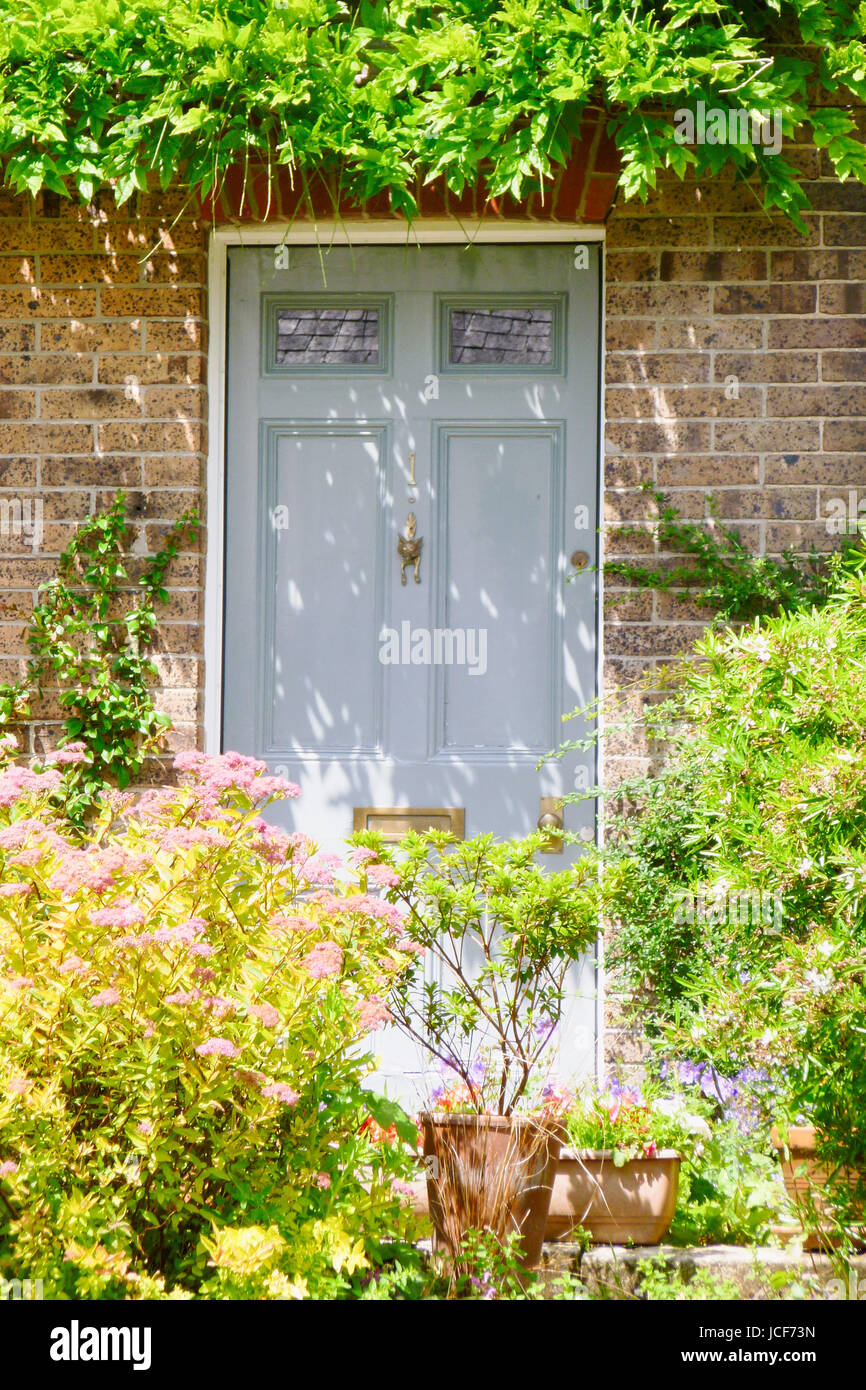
352,807,465,841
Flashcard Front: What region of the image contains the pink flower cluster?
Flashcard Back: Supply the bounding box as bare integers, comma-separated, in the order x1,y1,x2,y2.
165,989,201,1006
91,987,121,1008
249,1003,280,1028
57,955,86,975
157,826,229,852
364,863,400,890
195,1037,239,1058
0,818,52,850
313,891,406,931
10,849,47,868
348,846,378,867
48,848,129,895
153,921,199,945
301,941,344,980
250,821,296,865
0,764,62,809
116,933,152,951
269,913,315,933
0,882,32,899
204,994,235,1017
113,917,210,954
47,742,89,767
261,1082,298,1106
136,788,184,819
395,938,426,956
173,751,300,804
298,854,343,888
92,906,146,929
357,996,393,1033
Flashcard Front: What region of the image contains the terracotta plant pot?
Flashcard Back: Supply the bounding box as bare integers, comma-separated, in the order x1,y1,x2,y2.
545,1147,681,1244
419,1113,557,1269
771,1124,864,1251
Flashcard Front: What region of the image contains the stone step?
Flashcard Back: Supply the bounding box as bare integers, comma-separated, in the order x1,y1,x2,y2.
538,1242,866,1300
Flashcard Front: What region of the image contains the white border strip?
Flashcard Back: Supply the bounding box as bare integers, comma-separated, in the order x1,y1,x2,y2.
205,219,605,753
594,236,607,1090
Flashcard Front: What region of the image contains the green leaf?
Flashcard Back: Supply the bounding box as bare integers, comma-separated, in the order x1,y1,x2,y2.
362,1093,418,1147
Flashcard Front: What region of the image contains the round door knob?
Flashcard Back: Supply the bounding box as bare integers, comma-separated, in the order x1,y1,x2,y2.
570,550,590,572
537,810,563,833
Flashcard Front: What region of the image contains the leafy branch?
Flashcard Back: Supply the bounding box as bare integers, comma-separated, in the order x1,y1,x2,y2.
0,3,866,228
605,487,847,624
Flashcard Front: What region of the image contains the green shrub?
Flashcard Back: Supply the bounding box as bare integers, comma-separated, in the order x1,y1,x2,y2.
566,546,866,1235
0,746,425,1299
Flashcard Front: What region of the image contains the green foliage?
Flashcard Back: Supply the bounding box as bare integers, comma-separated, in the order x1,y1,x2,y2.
355,829,600,1115
632,1256,741,1302
605,488,838,624
670,1121,783,1246
431,1227,583,1300
0,494,198,822
562,543,866,1238
2,2,866,225
0,750,426,1299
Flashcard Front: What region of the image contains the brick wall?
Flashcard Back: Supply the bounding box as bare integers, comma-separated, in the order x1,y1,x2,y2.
601,151,866,1072
0,190,207,766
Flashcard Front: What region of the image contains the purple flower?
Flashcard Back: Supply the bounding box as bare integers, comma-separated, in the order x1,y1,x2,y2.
468,1056,486,1084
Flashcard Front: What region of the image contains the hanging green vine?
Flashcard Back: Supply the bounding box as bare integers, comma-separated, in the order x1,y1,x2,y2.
0,493,199,820
1,2,866,229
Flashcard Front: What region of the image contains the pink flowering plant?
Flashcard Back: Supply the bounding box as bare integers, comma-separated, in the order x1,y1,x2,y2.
552,1079,709,1167
0,748,427,1299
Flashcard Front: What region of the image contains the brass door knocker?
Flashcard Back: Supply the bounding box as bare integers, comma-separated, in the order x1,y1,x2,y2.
397,512,423,585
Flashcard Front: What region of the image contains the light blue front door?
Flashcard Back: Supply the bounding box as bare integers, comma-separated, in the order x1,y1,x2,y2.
223,242,600,1099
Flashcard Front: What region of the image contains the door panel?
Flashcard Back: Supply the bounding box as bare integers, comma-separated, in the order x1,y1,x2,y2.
223,243,601,1100
434,421,563,754
261,422,387,756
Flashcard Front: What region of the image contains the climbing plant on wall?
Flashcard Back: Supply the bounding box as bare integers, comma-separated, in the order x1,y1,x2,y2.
0,494,199,821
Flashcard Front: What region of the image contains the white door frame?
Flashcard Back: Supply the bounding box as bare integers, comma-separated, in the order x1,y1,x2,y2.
204,218,608,1078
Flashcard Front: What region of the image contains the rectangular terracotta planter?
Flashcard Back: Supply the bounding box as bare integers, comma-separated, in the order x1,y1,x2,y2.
771,1124,865,1251
545,1147,681,1244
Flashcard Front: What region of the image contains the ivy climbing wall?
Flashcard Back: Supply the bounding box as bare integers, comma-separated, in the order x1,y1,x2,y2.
0,187,207,771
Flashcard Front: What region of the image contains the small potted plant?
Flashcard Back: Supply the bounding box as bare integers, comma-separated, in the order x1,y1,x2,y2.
362,830,601,1271
542,1080,707,1244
